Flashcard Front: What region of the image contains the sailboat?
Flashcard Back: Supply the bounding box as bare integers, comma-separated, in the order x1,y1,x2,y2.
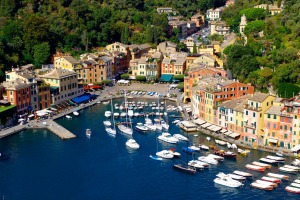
173,133,197,174
118,94,133,135
105,95,116,137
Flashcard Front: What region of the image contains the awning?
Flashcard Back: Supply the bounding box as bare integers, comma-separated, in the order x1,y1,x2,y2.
201,122,212,128
72,94,91,104
212,126,222,132
268,138,278,144
36,112,47,117
220,129,227,133
224,131,232,136
291,145,300,152
180,121,197,128
229,132,240,138
193,118,206,125
160,74,173,82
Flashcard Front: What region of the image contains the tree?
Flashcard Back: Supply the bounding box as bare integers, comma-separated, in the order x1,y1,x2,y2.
145,25,154,43
33,42,50,68
121,73,130,80
176,82,184,91
192,42,197,54
244,20,265,36
177,42,188,52
173,74,184,82
136,75,146,82
102,79,112,85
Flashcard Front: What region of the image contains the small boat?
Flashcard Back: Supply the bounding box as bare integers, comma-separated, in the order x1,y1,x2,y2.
173,164,196,174
73,111,79,116
158,133,178,144
113,113,120,118
291,183,300,188
295,180,300,184
227,173,246,181
245,164,265,172
189,145,200,152
209,145,217,150
285,186,300,194
105,127,116,137
169,148,181,158
279,167,297,174
250,182,273,191
252,161,271,169
135,122,149,132
227,142,232,149
276,152,283,157
207,154,224,161
103,120,111,127
198,156,218,165
214,173,243,188
233,170,253,177
120,112,126,117
255,180,277,188
292,159,300,166
231,144,237,149
149,155,163,161
266,155,285,162
96,101,101,104
172,120,180,124
104,111,111,118
102,101,109,105
66,115,72,119
238,149,250,156
283,165,300,171
86,129,91,137
261,176,281,183
195,160,209,167
260,158,278,164
214,150,236,158
206,137,211,141
126,139,140,149
188,160,204,170
182,147,195,154
199,144,209,151
267,173,289,180
215,139,226,146
173,134,188,141
156,150,174,159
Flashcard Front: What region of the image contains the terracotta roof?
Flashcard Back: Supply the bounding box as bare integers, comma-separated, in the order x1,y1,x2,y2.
62,56,80,64
39,68,77,79
249,92,270,103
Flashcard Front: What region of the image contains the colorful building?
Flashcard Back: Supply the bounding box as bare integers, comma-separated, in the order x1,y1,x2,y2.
161,53,187,76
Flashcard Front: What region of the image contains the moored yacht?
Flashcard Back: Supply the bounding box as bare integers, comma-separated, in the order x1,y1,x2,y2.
156,150,174,159
214,173,243,188
126,139,140,149
188,160,204,170
104,111,111,118
173,134,188,141
103,120,111,127
198,156,218,165
158,132,179,144
135,122,149,132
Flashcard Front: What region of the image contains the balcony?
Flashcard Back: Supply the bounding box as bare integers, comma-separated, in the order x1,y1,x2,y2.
243,104,262,112
244,122,256,129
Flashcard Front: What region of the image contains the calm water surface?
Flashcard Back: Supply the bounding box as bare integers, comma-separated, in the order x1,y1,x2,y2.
0,99,299,199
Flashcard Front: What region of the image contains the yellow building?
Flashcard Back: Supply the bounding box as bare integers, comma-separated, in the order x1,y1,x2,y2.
106,42,128,54
38,68,84,105
292,104,300,149
54,56,81,70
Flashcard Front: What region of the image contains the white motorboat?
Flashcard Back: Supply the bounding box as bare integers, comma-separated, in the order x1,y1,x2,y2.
227,142,232,149
283,165,300,171
126,139,140,149
198,156,218,165
227,174,246,181
189,145,200,151
119,105,124,110
260,157,278,164
173,120,180,124
86,129,91,137
156,150,174,159
135,122,149,132
206,137,211,141
144,123,156,131
266,155,285,162
233,170,253,177
104,111,111,118
252,161,271,169
207,154,224,161
169,149,181,158
158,133,179,144
103,120,111,127
267,172,289,180
231,144,237,149
195,160,209,167
199,144,209,150
161,120,169,130
113,113,120,118
279,167,297,174
214,173,243,188
255,180,277,188
154,119,163,131
261,176,281,183
118,124,133,135
73,111,79,116
215,139,226,146
120,112,126,117
128,110,134,118
134,112,140,117
292,159,300,166
285,186,300,194
188,160,204,170
66,115,72,119
294,179,300,184
102,101,109,105
105,127,116,137
173,134,188,141
291,183,300,188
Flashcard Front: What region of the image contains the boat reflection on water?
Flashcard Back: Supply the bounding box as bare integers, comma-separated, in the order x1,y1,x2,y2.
214,183,240,195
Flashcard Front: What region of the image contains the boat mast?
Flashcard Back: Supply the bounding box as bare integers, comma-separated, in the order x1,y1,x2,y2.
110,95,115,130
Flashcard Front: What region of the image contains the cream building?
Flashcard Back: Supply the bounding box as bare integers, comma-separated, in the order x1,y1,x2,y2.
193,54,216,67
38,68,84,105
54,56,81,70
106,42,128,54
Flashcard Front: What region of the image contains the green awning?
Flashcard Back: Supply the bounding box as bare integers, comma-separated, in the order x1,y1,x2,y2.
160,74,173,82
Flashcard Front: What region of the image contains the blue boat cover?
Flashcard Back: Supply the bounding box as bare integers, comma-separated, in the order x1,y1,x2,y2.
160,74,173,82
182,147,195,154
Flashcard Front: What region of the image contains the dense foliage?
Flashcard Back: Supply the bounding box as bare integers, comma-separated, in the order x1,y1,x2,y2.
222,0,300,97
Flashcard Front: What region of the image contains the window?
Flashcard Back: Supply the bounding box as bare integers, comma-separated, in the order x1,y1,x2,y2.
274,115,277,119
273,124,276,129
246,111,248,115
268,114,270,118
253,113,256,117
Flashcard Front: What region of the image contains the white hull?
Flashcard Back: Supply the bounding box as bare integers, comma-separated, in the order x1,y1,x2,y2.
105,127,116,136
118,124,133,135
126,139,139,149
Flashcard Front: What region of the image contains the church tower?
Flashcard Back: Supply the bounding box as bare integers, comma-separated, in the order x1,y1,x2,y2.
239,14,247,34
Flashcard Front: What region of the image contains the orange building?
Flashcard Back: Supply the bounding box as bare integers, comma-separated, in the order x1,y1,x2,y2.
184,64,227,102
2,78,31,114
161,53,187,76
37,80,51,110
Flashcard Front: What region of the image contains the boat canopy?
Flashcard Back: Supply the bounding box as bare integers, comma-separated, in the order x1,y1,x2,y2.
180,121,197,128
229,132,240,139
72,94,93,104
201,122,212,128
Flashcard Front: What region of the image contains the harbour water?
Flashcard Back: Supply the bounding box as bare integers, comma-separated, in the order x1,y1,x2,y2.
0,99,299,199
